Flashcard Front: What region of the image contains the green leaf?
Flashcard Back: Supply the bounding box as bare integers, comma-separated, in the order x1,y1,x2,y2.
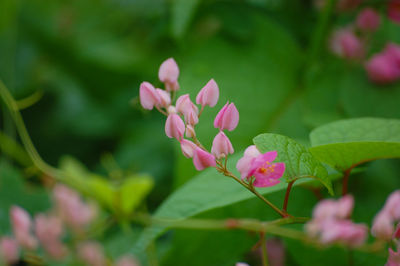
309,118,400,171
253,133,333,194
119,175,154,215
131,153,318,253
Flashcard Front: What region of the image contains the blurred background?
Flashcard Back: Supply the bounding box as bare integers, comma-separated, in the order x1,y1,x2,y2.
1,0,400,265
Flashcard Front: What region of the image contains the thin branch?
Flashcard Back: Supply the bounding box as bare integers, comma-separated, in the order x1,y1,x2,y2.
283,180,295,212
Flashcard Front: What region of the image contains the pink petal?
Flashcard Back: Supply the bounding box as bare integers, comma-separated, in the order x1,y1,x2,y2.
356,8,380,32
155,88,171,108
253,177,280,188
213,102,229,129
158,58,179,84
211,131,234,159
213,102,239,131
139,82,161,110
192,148,216,171
180,139,198,158
196,79,219,107
165,114,185,140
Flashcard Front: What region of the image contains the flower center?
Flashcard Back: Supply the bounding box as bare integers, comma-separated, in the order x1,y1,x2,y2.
258,161,275,174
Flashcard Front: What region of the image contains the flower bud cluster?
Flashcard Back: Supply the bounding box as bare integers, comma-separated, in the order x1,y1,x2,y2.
0,185,139,265
305,195,368,247
139,58,240,172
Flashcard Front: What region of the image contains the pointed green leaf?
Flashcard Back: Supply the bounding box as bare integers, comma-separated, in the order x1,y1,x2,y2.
253,133,333,194
309,118,400,171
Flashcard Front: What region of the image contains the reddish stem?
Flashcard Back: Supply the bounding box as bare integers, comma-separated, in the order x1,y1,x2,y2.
283,181,295,213
342,168,353,196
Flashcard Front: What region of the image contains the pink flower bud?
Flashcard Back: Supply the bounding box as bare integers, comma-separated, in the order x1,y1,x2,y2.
365,53,400,84
356,8,380,32
235,263,250,266
116,255,140,266
35,214,67,259
139,82,161,110
185,125,196,138
165,114,185,140
184,107,199,126
214,102,239,131
387,247,400,266
330,29,364,60
371,212,394,240
176,94,198,115
180,139,198,158
78,242,106,266
383,190,400,220
320,220,367,247
10,206,37,250
192,147,216,171
211,131,234,159
155,89,171,108
0,237,19,265
388,0,400,24
196,79,219,107
158,58,179,91
236,145,261,179
313,195,354,221
53,185,97,231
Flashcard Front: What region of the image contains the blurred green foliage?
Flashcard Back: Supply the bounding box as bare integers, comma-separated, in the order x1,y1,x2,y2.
1,0,400,265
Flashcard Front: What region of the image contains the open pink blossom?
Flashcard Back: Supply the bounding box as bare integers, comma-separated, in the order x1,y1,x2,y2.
214,102,239,131
196,79,219,107
245,150,285,187
330,28,364,60
356,8,380,32
0,237,19,265
388,0,400,24
180,139,198,158
192,147,216,171
165,114,185,140
236,145,261,179
211,131,234,159
158,58,179,91
10,206,37,250
139,82,161,110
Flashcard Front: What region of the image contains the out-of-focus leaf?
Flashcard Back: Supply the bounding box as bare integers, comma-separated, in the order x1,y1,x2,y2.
119,175,154,215
253,133,333,194
309,118,400,171
171,0,200,39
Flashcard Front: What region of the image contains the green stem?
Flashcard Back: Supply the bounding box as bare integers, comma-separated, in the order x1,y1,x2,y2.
260,232,269,266
0,80,61,178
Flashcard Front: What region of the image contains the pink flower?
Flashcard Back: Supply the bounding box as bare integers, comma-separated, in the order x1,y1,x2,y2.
196,79,219,107
236,145,261,179
53,185,97,231
155,89,171,108
34,214,67,259
78,242,106,266
165,114,185,140
192,147,216,170
184,107,199,126
185,125,196,138
371,190,400,240
383,190,400,220
247,151,285,187
180,139,198,158
10,206,37,250
388,0,400,24
387,247,400,266
319,220,368,247
0,237,19,265
211,131,234,159
313,195,354,221
356,8,380,32
176,94,199,124
158,58,179,91
139,82,161,110
365,52,400,84
330,28,364,60
116,255,140,266
214,102,239,131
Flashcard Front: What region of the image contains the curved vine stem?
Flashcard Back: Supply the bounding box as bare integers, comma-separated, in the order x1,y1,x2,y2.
0,79,62,179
